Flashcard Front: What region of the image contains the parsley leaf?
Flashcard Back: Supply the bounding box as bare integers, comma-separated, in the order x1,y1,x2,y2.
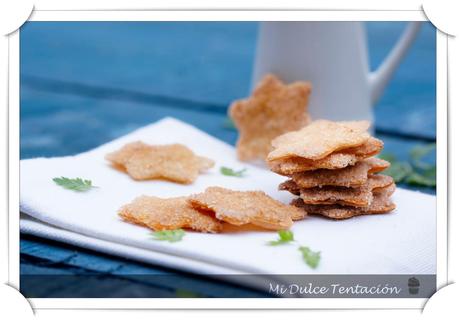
267,230,294,246
267,231,321,268
53,177,96,192
422,165,437,178
298,246,321,269
380,144,436,187
379,153,397,163
410,143,436,170
410,143,436,161
151,229,185,243
382,162,413,183
406,171,436,187
175,289,201,298
220,166,247,177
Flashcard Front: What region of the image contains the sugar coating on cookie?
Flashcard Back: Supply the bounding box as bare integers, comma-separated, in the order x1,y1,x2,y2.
291,183,396,219
290,158,390,188
106,142,214,184
229,74,311,162
119,195,223,233
188,186,301,230
268,137,383,175
280,174,393,207
267,119,371,161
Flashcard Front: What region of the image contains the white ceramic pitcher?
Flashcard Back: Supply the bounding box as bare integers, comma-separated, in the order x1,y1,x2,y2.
252,22,421,123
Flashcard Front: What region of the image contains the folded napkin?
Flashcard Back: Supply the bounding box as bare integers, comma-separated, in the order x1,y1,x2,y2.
20,117,436,275
20,214,240,275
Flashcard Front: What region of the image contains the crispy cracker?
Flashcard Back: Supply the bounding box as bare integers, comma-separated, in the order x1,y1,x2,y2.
267,119,371,161
229,74,311,162
188,186,300,230
291,183,396,219
279,180,302,196
290,208,308,221
373,182,396,196
280,175,394,207
105,141,150,165
106,143,214,184
196,156,215,172
119,196,223,233
290,158,390,188
268,137,383,175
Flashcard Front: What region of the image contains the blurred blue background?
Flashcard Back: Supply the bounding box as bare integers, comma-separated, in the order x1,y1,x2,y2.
20,22,436,159
19,22,437,298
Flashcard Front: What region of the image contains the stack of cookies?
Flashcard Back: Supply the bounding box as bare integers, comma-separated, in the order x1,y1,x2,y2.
266,120,396,220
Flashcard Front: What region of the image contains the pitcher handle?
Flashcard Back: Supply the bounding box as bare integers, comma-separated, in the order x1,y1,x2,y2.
369,22,422,105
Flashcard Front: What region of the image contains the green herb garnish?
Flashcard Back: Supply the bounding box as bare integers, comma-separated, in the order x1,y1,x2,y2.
53,177,96,192
298,246,321,269
151,229,185,243
175,289,201,298
410,143,436,170
382,162,413,183
405,172,436,187
379,153,397,163
267,230,294,246
220,166,247,177
380,143,436,188
267,231,321,269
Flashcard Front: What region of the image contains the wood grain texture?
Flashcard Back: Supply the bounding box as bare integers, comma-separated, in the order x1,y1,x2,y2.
20,22,436,138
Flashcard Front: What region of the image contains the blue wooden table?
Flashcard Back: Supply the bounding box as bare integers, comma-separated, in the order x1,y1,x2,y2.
19,21,436,298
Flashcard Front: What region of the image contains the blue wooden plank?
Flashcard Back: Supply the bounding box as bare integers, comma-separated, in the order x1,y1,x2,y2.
20,236,269,298
20,87,237,159
20,264,83,298
21,261,269,298
21,237,163,274
20,86,435,161
20,22,257,106
20,262,75,275
20,265,177,298
21,238,78,263
20,21,436,138
368,22,436,138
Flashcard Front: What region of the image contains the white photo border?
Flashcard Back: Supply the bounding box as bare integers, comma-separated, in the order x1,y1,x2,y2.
8,9,447,310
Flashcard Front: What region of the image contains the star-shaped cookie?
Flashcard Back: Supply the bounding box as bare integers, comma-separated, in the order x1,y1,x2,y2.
229,74,311,161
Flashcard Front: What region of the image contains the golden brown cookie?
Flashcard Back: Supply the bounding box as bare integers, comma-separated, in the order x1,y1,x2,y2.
229,74,311,161
268,137,383,175
373,182,396,196
106,142,214,184
188,186,300,230
119,196,223,233
267,119,371,161
280,175,394,207
291,183,396,219
290,158,390,188
105,141,151,166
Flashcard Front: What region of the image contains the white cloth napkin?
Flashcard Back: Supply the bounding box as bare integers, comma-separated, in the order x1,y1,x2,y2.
20,117,436,275
20,213,242,275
